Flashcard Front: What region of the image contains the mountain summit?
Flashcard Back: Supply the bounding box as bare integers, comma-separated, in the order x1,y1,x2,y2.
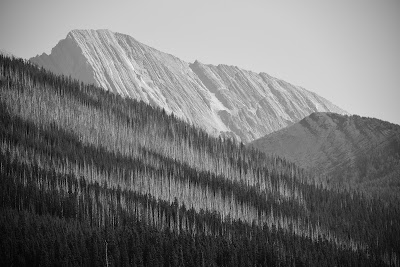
31,29,347,142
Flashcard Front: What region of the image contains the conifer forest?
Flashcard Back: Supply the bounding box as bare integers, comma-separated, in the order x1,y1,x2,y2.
0,55,399,266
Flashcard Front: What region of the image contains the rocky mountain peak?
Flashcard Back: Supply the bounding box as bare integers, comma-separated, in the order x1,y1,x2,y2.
30,29,348,143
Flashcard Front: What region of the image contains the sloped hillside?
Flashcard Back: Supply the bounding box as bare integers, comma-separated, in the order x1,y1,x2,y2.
30,29,347,143
0,56,399,266
250,112,400,200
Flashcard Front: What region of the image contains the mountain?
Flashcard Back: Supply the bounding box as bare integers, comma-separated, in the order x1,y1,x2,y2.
30,29,347,143
2,55,399,266
250,112,400,200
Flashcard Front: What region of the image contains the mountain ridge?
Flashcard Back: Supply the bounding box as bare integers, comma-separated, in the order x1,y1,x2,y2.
249,112,400,200
30,29,347,142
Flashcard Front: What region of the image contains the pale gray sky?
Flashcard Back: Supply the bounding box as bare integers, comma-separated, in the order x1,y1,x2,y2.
1,0,399,125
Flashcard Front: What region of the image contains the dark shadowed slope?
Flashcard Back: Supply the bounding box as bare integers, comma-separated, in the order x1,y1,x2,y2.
250,112,400,200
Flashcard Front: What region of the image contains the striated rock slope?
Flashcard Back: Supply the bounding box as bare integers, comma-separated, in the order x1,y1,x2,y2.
250,112,400,199
30,29,347,142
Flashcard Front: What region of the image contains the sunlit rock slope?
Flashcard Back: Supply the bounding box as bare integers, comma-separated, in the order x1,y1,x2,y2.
31,29,347,142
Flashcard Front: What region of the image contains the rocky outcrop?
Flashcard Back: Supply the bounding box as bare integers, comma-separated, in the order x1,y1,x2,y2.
30,29,347,142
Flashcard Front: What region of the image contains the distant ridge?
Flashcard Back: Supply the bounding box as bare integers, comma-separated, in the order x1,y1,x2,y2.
31,29,347,142
250,112,400,200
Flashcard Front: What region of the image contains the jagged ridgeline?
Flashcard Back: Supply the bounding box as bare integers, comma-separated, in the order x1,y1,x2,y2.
0,55,399,266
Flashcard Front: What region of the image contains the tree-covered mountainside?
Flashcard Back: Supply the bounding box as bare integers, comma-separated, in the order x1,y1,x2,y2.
0,55,399,266
250,112,400,201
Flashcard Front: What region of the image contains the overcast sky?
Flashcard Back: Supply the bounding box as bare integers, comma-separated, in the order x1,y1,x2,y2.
1,0,399,125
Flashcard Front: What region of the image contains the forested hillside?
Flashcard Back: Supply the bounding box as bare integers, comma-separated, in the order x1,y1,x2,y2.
0,55,399,266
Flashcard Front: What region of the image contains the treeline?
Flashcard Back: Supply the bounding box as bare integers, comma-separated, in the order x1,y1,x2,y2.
1,207,377,267
0,55,399,266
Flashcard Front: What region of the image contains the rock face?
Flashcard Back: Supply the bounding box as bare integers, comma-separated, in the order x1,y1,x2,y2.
30,29,347,142
250,112,400,199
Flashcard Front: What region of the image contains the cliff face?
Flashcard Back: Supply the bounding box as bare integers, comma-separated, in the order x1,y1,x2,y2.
31,29,347,142
189,62,347,141
250,112,400,199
